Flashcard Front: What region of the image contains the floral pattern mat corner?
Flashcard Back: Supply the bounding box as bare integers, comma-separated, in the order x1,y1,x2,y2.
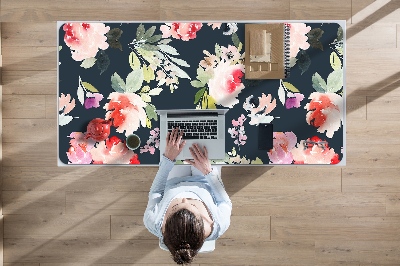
58,22,345,165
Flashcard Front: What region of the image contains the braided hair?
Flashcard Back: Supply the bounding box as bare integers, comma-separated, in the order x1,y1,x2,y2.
163,208,206,264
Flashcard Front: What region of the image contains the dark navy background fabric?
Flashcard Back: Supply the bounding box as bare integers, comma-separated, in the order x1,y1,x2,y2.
58,22,344,165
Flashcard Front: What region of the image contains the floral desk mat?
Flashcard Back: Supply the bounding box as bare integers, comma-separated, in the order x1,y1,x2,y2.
58,21,345,165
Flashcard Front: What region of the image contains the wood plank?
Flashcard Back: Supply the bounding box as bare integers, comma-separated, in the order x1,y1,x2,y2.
367,96,400,120
351,0,376,24
346,48,400,96
45,95,56,119
4,214,110,240
3,263,40,266
232,192,386,217
346,120,400,144
2,191,65,215
1,22,55,46
0,0,160,22
351,0,400,25
2,119,56,143
2,46,56,71
160,0,290,20
111,216,154,240
2,166,156,192
346,96,366,120
2,95,46,119
222,216,270,240
347,23,397,49
343,168,400,193
397,24,400,48
316,240,400,264
386,194,400,216
1,71,56,95
290,0,351,20
272,216,400,241
2,142,57,167
346,143,400,168
4,238,315,264
66,191,148,216
223,166,341,194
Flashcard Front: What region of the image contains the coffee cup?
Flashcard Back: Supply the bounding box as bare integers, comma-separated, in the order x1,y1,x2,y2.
126,134,141,150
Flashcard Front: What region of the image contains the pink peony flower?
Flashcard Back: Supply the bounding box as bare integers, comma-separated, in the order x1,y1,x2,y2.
104,92,147,136
292,136,340,164
66,132,96,164
67,145,93,164
208,61,245,107
91,136,140,164
268,132,297,164
207,23,222,30
84,92,104,109
305,92,343,138
160,23,203,41
285,92,304,109
63,22,110,61
289,23,311,57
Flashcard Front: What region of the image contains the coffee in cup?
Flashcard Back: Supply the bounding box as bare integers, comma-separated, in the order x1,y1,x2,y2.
126,134,141,150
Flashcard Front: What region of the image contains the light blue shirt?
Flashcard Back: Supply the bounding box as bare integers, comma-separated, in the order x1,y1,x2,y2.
143,155,232,241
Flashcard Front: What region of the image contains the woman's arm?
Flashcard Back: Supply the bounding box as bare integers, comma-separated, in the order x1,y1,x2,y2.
143,128,186,236
205,167,232,237
143,155,175,236
185,144,232,237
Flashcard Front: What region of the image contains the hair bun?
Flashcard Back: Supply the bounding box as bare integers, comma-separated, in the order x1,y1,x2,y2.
174,247,193,264
179,242,191,250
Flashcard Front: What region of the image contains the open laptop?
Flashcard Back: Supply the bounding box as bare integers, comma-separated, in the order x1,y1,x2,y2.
156,109,228,160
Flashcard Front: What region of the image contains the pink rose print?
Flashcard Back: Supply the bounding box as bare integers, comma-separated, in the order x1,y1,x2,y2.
91,136,140,164
305,92,343,138
67,132,96,164
285,92,304,109
208,61,245,108
140,128,160,155
160,23,203,41
292,136,340,164
207,23,222,30
267,132,297,164
104,92,147,136
228,114,247,148
63,22,110,61
84,92,104,109
288,23,311,57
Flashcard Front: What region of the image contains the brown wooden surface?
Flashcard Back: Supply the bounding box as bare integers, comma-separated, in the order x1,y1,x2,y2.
2,0,400,265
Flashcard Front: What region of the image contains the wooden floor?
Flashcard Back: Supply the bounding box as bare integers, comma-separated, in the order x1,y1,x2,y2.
1,0,400,265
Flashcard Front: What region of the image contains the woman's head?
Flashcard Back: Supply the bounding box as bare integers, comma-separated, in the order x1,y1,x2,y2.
163,208,206,264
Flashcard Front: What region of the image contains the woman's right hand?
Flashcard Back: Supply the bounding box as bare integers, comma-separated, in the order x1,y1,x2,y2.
184,144,212,175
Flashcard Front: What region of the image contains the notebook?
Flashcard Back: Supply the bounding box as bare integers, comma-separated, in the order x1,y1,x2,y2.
156,109,228,160
245,23,290,79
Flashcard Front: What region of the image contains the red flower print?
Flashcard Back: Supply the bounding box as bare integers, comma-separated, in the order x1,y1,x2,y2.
291,136,340,164
105,92,147,136
305,92,343,138
91,135,140,164
63,22,110,61
160,23,203,41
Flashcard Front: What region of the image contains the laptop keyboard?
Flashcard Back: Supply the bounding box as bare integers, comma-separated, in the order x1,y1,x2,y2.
168,120,218,139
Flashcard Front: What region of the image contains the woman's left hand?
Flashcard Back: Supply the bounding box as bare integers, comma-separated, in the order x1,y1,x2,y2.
164,127,186,161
